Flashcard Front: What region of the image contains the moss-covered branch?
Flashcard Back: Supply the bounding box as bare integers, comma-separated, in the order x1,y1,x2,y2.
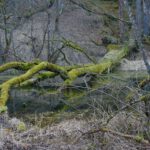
62,38,97,64
65,40,135,85
20,71,57,87
0,62,68,112
0,61,41,72
0,39,135,112
0,62,46,108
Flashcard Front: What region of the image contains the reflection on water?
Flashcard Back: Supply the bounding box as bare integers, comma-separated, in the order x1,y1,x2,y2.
8,87,64,115
1,72,143,126
7,82,126,118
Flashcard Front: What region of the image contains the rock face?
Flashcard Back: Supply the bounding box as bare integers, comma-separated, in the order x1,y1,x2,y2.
0,0,106,64
119,59,150,71
101,35,118,45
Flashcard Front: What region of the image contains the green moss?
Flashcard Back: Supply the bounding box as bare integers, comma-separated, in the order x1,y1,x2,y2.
20,71,56,87
63,89,85,101
0,62,67,108
140,94,150,102
17,121,26,132
0,38,135,111
134,135,144,143
65,43,131,85
107,44,122,51
0,61,40,73
0,106,7,113
63,39,96,63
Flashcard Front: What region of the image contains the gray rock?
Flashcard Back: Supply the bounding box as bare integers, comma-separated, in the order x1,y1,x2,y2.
102,35,118,45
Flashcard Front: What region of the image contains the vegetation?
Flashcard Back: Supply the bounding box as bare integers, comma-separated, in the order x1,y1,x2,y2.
0,0,150,149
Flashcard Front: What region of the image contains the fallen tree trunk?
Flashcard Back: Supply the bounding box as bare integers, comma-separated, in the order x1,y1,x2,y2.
0,40,135,113
65,39,135,85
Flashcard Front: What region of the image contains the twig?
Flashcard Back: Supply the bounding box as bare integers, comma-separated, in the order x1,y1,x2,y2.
73,127,150,146
62,37,97,64
69,0,131,25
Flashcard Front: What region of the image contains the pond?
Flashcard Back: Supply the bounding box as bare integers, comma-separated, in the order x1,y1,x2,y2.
0,70,148,127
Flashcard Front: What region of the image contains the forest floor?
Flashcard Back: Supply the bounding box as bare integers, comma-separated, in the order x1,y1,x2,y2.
0,111,149,150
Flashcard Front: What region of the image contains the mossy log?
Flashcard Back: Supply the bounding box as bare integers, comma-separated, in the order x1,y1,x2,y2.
0,62,67,112
0,61,41,72
0,40,135,113
65,39,135,85
20,71,57,87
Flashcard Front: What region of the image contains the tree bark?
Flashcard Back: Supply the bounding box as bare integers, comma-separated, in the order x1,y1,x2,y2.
119,0,125,42
143,0,150,35
136,0,143,39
